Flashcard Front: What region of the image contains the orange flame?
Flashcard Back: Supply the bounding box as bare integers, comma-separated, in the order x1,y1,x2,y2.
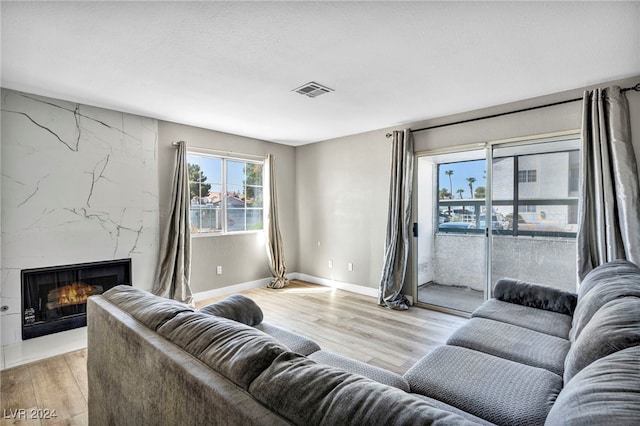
47,282,95,309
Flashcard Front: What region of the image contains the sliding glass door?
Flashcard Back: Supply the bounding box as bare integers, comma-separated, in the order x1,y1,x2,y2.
415,134,580,314
490,136,580,295
415,148,488,313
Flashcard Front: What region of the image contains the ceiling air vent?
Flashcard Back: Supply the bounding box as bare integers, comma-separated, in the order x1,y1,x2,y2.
293,81,334,98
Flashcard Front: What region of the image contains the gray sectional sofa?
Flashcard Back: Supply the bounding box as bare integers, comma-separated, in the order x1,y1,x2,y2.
87,260,640,425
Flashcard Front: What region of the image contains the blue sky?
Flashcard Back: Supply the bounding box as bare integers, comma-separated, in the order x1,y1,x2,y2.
438,159,486,199
188,155,246,186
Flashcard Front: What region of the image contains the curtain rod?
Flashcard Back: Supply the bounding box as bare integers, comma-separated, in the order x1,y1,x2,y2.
385,83,640,138
171,141,265,160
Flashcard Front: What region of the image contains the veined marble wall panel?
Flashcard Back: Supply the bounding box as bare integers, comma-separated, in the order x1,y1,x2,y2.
1,89,159,345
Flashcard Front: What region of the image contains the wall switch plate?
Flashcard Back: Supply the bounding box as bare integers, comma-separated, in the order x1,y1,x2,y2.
216,266,223,275
348,263,353,271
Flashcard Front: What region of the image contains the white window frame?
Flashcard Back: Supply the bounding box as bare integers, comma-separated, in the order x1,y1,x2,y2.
187,151,264,236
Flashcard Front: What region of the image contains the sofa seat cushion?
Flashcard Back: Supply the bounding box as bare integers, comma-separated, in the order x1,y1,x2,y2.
570,261,640,342
157,312,288,390
404,346,563,426
564,296,640,383
249,352,483,426
472,299,572,339
447,318,569,376
411,394,497,426
254,322,321,356
101,285,194,330
308,350,410,391
199,294,264,326
546,346,640,426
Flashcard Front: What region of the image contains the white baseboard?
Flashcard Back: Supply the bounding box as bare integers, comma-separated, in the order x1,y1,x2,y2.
289,273,379,299
192,273,413,305
192,277,273,302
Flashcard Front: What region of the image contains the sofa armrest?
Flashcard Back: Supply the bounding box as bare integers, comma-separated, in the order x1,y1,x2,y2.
494,278,577,316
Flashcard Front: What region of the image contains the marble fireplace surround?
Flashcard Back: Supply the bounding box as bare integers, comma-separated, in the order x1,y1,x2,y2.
1,89,160,355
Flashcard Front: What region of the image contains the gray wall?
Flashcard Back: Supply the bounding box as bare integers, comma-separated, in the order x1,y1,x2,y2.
296,131,391,291
157,121,297,294
295,75,640,300
3,76,637,305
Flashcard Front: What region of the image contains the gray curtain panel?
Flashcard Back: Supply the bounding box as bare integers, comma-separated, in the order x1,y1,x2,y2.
265,154,288,289
379,130,414,310
577,86,640,281
152,140,193,303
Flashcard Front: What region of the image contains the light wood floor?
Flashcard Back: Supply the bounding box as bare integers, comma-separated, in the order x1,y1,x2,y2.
1,280,467,425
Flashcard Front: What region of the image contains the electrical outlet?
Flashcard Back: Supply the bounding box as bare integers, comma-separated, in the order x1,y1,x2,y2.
216,266,223,275
328,260,333,269
348,263,353,271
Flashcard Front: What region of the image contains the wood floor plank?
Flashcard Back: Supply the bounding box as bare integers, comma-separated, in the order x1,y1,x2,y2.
63,351,88,404
28,356,86,425
49,411,87,426
0,366,40,426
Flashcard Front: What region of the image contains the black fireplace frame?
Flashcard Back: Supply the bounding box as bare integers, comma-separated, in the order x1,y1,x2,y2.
21,258,132,340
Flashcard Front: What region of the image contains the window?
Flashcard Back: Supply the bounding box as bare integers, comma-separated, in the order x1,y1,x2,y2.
436,137,580,237
436,158,487,234
493,138,580,237
518,169,537,183
187,152,263,235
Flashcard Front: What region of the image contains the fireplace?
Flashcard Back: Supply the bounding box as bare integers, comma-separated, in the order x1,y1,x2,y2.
22,258,132,339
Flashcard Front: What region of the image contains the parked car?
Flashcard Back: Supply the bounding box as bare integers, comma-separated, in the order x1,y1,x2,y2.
479,214,505,230
439,221,476,230
505,213,526,230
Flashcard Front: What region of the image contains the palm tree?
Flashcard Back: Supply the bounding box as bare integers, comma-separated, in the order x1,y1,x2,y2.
443,170,454,214
456,188,465,199
445,170,454,198
466,177,476,199
439,188,451,200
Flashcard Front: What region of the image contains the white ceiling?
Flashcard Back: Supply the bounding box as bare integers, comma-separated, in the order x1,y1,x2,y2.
2,1,639,146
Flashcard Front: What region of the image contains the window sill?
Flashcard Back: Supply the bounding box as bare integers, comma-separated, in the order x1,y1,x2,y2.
190,230,264,238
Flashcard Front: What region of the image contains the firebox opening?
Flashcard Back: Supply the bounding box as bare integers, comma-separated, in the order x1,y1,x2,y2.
22,258,132,340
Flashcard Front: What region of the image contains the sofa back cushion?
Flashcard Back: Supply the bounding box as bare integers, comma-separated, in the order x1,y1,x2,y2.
157,312,288,390
564,296,640,383
570,260,640,342
199,294,264,326
249,352,480,426
576,259,640,301
100,285,194,330
494,278,577,315
546,346,640,425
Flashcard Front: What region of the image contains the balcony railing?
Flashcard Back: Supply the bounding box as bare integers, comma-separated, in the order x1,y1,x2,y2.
437,198,578,238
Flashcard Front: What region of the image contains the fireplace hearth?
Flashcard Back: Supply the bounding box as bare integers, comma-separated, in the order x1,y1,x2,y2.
22,258,132,339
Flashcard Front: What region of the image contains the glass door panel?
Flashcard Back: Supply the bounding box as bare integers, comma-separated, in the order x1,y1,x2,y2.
416,149,488,313
490,137,580,295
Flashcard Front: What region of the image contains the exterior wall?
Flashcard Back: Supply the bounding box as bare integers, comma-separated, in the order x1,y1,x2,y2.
433,234,485,291
491,236,577,292
430,234,576,293
157,121,297,294
1,89,159,345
